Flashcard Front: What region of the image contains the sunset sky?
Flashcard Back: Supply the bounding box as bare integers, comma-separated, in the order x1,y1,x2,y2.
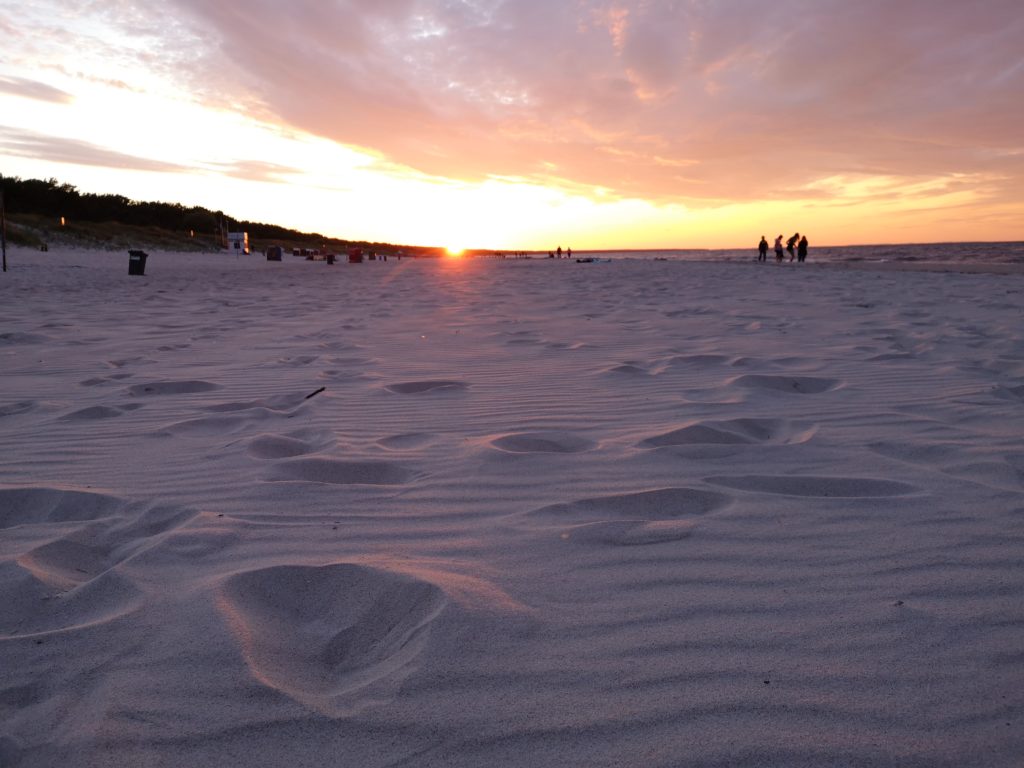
1,1,1021,250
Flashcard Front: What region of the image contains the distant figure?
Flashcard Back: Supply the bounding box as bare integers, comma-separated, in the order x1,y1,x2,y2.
557,245,563,258
758,236,768,262
786,232,800,262
797,235,808,262
774,235,784,263
567,247,572,259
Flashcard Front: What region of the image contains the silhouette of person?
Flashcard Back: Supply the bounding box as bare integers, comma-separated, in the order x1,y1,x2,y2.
786,232,799,262
774,235,784,263
557,245,562,258
797,235,808,262
758,236,768,262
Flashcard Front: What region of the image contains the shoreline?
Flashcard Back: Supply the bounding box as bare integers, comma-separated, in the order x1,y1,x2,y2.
4,243,1024,276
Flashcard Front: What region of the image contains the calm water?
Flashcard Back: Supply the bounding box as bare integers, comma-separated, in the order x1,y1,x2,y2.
570,241,1024,265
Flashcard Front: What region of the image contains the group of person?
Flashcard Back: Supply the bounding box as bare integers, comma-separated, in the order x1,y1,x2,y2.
758,233,808,263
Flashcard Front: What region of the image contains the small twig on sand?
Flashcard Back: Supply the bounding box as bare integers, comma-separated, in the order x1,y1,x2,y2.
305,386,326,400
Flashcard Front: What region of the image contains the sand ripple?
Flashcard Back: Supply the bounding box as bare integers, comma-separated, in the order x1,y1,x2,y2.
705,474,917,497
265,458,418,485
491,431,596,454
531,487,730,520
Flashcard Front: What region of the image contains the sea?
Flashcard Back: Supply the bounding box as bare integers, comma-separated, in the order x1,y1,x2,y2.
564,241,1024,266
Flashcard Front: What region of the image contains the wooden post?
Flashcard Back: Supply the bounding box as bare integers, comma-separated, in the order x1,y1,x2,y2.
1,189,7,273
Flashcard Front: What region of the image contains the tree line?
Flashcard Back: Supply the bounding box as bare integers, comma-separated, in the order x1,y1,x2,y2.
0,174,322,241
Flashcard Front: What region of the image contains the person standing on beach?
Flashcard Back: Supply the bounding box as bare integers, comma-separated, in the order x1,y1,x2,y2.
797,235,808,262
758,236,768,262
774,235,784,263
786,232,799,262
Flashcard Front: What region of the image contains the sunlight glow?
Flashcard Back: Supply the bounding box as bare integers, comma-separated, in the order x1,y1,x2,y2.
1,1,1020,249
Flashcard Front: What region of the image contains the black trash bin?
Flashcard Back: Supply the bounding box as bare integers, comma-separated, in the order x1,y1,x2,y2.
128,250,148,276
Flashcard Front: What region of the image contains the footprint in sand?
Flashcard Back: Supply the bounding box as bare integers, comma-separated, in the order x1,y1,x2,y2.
526,487,731,546
156,393,321,437
657,353,735,371
80,373,135,387
217,564,446,715
106,357,149,369
158,414,255,437
265,457,419,485
128,380,221,396
0,401,36,418
640,418,817,449
0,565,142,638
377,433,441,451
0,487,124,529
59,405,127,421
731,374,840,394
317,340,365,353
0,487,196,637
270,355,320,367
203,393,311,413
497,330,543,346
248,435,316,459
0,332,51,345
13,498,195,589
491,431,596,454
994,384,1024,402
704,475,917,498
545,340,588,351
318,369,377,384
385,380,468,394
247,430,334,459
603,362,653,376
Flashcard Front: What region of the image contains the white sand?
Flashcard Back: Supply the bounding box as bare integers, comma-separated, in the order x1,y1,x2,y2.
1,247,1022,767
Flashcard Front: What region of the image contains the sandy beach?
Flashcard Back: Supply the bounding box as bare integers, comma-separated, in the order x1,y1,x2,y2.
1,247,1022,767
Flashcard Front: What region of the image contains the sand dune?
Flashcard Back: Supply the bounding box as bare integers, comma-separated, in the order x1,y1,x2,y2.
1,247,1022,766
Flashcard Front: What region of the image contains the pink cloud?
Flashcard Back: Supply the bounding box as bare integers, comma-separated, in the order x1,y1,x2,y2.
80,1,1024,207
0,127,188,172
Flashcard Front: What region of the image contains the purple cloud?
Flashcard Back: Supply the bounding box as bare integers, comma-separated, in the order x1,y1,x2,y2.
0,127,187,172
